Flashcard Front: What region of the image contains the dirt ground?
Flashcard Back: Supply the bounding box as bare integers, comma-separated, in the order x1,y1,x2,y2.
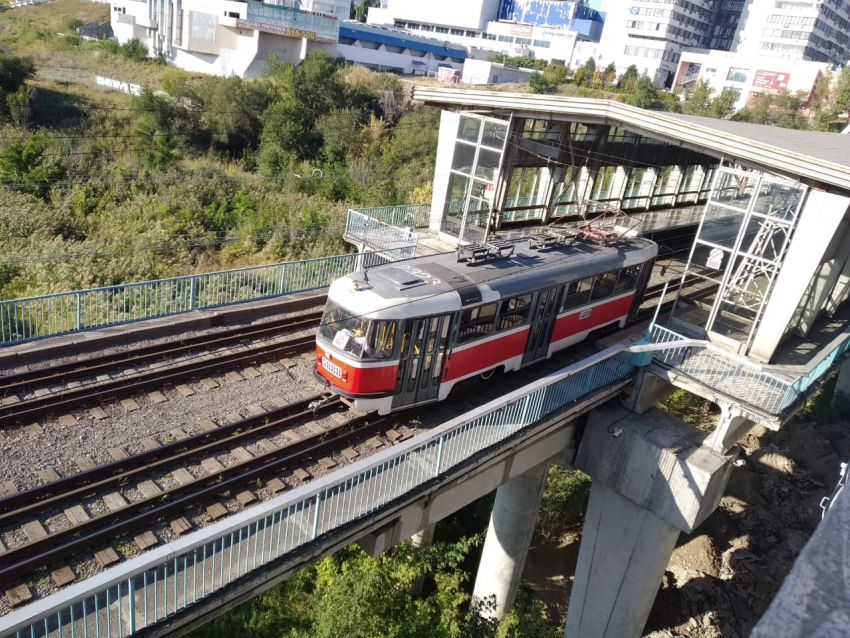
522,400,849,637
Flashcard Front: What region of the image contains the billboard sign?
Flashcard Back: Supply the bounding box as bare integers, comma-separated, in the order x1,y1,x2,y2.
509,24,534,37
237,18,317,40
753,70,790,90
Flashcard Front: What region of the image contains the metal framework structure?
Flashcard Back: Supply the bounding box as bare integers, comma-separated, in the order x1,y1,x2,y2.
671,167,807,354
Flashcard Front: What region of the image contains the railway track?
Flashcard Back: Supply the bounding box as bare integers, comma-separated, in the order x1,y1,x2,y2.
0,310,324,427
0,393,389,584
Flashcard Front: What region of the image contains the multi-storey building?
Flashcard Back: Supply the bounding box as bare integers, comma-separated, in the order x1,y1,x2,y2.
733,0,850,66
593,0,718,88
366,0,603,65
111,0,349,77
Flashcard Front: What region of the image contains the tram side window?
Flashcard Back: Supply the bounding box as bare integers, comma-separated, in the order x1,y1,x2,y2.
458,303,497,343
590,270,620,302
562,278,593,311
497,294,532,330
613,265,642,295
366,320,397,359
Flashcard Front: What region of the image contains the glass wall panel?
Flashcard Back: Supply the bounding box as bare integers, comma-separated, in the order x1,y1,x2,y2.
481,121,508,149
458,116,481,142
451,143,476,174
711,171,758,209
697,204,746,249
475,149,502,182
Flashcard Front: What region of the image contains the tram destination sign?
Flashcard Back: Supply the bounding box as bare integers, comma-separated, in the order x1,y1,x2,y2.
236,18,317,40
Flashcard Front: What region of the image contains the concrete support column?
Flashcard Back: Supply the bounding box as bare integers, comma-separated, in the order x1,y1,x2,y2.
564,482,680,638
836,358,850,398
472,459,551,619
410,524,437,597
705,403,757,452
567,406,735,638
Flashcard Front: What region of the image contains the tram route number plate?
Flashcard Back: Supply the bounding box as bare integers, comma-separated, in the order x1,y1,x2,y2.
321,357,343,378
579,309,592,320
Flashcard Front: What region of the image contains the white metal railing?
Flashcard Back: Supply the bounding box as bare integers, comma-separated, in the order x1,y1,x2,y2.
348,204,431,229
0,247,415,347
0,344,640,638
344,210,420,251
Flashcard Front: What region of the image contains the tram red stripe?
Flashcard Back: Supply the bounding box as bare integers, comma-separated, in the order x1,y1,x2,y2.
551,294,634,344
444,328,529,381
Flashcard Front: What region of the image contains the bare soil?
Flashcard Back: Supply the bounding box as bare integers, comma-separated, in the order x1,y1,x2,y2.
522,408,849,637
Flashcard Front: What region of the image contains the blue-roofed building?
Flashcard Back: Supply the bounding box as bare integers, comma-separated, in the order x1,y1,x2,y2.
337,21,467,75
366,0,601,65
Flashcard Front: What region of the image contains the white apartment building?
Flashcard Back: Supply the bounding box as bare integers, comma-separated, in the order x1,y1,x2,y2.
673,48,829,110
733,0,850,66
111,0,348,77
595,0,717,88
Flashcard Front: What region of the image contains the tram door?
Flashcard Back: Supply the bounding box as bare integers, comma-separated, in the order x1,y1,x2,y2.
393,314,453,409
522,284,564,366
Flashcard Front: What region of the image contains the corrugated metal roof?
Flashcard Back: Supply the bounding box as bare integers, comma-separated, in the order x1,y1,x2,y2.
412,87,850,192
341,21,467,58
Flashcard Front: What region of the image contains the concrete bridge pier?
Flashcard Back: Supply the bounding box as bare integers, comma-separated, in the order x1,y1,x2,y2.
836,357,850,397
471,459,552,619
564,405,735,638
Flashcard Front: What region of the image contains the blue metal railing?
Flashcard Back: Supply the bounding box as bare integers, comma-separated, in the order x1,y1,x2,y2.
0,346,637,638
778,332,850,411
648,324,850,414
0,247,416,347
344,210,421,251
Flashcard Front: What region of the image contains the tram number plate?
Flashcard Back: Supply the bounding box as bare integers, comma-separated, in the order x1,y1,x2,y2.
579,309,592,320
321,357,343,378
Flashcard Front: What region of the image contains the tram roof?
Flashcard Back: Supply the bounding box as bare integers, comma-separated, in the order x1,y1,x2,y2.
351,236,657,305
412,86,850,194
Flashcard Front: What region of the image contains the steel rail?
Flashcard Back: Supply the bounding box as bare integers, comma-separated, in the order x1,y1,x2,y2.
0,411,385,582
0,393,338,522
0,309,324,396
0,334,317,426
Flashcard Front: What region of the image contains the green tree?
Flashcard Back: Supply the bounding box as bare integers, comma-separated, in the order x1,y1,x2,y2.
735,90,810,129
710,88,738,119
119,38,149,62
528,71,552,94
603,62,617,84
619,64,639,92
0,130,64,199
354,0,369,22
681,79,712,116
627,76,656,109
0,53,36,94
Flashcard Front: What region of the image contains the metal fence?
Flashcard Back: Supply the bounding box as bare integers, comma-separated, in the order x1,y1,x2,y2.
348,204,432,230
344,210,421,251
648,324,849,415
778,332,850,411
0,247,416,347
0,346,637,638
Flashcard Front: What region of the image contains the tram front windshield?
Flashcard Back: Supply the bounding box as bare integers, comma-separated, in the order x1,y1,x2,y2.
319,301,396,360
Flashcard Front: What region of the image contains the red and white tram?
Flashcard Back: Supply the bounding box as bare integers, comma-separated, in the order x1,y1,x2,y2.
314,236,658,414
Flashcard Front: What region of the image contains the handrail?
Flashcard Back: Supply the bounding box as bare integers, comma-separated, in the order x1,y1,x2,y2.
0,247,416,347
0,343,639,638
2,329,848,636
648,323,850,414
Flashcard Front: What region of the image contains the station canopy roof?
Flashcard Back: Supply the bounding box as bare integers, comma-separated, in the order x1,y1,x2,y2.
413,86,850,194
